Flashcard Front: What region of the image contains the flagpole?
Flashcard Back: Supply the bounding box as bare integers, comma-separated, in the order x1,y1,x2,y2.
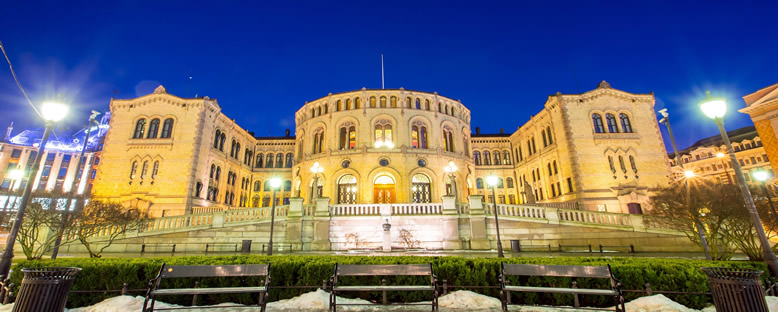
381,54,385,89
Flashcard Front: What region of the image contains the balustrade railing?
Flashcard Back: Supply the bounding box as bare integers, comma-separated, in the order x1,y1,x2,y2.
192,206,225,214
139,213,214,233
456,202,470,214
225,205,288,223
330,204,382,216
557,208,631,226
392,203,442,215
491,204,546,219
303,204,316,216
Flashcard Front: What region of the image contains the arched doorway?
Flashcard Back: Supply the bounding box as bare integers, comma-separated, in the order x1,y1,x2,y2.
411,174,431,203
338,174,358,204
373,175,396,203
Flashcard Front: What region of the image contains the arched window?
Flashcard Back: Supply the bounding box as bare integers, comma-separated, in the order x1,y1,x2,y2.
336,100,342,111
130,161,138,179
235,143,241,160
339,123,356,150
476,178,484,189
442,127,455,152
345,99,351,110
132,119,146,139
219,133,226,151
354,98,361,109
214,130,221,148
370,96,377,108
140,161,148,179
256,154,263,168
415,98,421,109
425,100,430,111
484,151,491,165
411,122,428,149
390,96,397,108
254,181,261,192
620,113,633,133
215,167,221,181
406,97,412,108
380,96,387,108
497,177,504,188
374,121,393,147
629,155,637,173
284,180,292,191
608,156,616,173
592,114,605,133
506,177,514,188
147,119,160,139
275,153,283,168
312,129,325,154
337,174,357,204
151,161,159,179
161,118,174,138
210,164,215,178
493,151,501,165
266,153,274,168
474,151,482,165
503,151,511,165
285,153,293,168
263,180,270,191
618,155,626,173
411,174,431,203
541,129,548,147
546,126,553,144
317,106,321,116
606,113,619,133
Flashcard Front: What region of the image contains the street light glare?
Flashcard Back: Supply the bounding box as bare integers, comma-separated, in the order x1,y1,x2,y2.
310,162,323,173
40,101,69,122
486,175,498,186
699,92,726,119
684,170,695,178
269,177,282,188
7,169,23,180
753,170,770,182
716,152,725,158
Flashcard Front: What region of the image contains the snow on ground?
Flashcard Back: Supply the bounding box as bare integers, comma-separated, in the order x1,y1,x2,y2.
5,290,778,311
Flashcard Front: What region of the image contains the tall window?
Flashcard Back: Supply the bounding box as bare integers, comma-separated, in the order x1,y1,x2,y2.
629,155,637,173
390,96,397,107
370,96,376,108
345,99,351,110
256,154,263,168
161,118,174,138
219,133,226,151
411,174,431,203
606,113,619,133
620,113,633,133
506,177,514,188
312,129,325,154
275,153,283,168
354,98,360,109
214,130,221,148
152,161,159,179
411,123,428,149
542,129,548,147
484,151,491,165
374,121,393,147
493,151,500,165
415,98,421,109
473,151,482,165
380,96,387,108
618,155,626,173
339,123,356,150
285,153,294,168
476,178,484,189
546,126,553,144
592,114,605,133
140,161,149,179
132,119,146,139
503,151,511,165
266,153,273,168
336,100,342,111
130,161,138,179
147,119,160,138
442,127,454,152
337,174,357,204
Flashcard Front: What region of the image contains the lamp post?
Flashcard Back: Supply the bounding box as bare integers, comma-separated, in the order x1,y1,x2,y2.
659,108,712,259
444,161,458,200
752,169,777,219
310,162,323,202
51,110,101,259
266,177,282,256
0,101,68,279
485,175,504,258
0,169,24,227
700,91,778,276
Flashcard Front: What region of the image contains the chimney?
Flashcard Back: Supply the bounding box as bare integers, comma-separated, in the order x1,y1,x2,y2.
475,127,480,135
285,129,290,137
4,122,13,142
248,131,255,137
499,128,505,134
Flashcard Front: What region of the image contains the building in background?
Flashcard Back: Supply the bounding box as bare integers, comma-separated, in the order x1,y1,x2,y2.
90,81,670,217
740,83,778,176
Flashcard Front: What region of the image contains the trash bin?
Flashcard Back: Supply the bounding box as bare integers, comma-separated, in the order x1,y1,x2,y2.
241,239,252,253
12,267,81,312
702,267,768,312
510,240,520,252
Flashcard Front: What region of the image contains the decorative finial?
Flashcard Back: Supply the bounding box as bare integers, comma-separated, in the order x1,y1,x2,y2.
597,80,611,89
153,85,167,94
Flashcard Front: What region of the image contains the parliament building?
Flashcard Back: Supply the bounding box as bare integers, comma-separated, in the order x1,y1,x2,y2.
89,81,671,218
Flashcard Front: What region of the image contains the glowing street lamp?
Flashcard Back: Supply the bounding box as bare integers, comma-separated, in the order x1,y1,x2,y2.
310,162,323,201
683,170,695,179
0,169,24,227
700,91,778,277
444,161,458,198
267,177,282,256
485,175,504,258
0,101,68,279
715,152,733,184
753,169,777,219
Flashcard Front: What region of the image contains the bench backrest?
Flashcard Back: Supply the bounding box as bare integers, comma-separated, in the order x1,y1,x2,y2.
335,263,433,276
502,263,612,279
159,264,270,279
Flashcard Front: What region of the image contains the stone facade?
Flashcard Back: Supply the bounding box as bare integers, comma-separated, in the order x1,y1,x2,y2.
740,83,778,175
90,82,671,217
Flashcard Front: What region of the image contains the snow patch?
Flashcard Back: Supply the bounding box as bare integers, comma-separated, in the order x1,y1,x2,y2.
624,294,698,312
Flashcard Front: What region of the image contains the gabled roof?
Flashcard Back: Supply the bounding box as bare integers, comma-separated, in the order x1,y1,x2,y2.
668,126,758,158
743,83,778,106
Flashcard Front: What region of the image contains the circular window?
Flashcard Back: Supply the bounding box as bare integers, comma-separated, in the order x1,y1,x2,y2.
379,158,389,167
417,159,426,167
341,160,351,168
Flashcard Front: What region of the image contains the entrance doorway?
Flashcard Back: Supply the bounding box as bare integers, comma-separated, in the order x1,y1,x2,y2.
373,175,396,203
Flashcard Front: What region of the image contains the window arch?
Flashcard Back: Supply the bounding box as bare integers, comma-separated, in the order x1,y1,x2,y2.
339,122,356,150
546,126,553,144
390,96,397,108
132,119,146,139
442,127,455,152
618,155,626,173
275,153,283,168
506,177,514,188
214,130,221,148
210,164,216,179
380,96,387,108
592,114,605,133
415,98,421,109
374,120,393,147
284,180,292,191
493,150,501,165
130,161,138,179
285,153,293,168
606,113,619,133
476,178,484,189
473,151,482,165
160,118,173,138
312,128,325,154
255,154,263,168
263,180,271,191
370,96,377,108
503,151,511,165
151,161,159,179
215,167,221,181
254,181,261,192
266,153,274,168
620,113,633,133
411,122,428,149
354,98,361,109
425,100,430,111
336,100,342,111
147,119,160,139
140,161,149,179
345,99,351,110
337,174,357,204
411,174,431,203
406,97,412,108
483,151,491,165
629,155,637,173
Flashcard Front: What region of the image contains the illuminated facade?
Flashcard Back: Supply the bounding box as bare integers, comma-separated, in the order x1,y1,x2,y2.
91,82,670,217
740,83,778,176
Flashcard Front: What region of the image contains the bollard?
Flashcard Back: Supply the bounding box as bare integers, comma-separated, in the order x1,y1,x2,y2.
381,279,387,304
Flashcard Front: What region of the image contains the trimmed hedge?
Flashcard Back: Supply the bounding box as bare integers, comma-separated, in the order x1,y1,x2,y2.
10,255,768,309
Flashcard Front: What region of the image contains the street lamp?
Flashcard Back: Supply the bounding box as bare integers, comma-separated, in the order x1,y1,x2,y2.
310,162,323,201
485,175,504,258
0,169,24,227
444,161,458,199
752,169,777,219
700,91,778,276
0,101,68,279
660,108,713,259
266,177,282,256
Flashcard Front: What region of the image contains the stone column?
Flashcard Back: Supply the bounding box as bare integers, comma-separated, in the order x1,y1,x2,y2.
468,195,489,249
629,214,646,232
441,195,462,249
285,197,304,251
310,197,331,250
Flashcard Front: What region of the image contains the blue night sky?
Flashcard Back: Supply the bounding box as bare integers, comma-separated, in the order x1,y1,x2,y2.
0,1,776,151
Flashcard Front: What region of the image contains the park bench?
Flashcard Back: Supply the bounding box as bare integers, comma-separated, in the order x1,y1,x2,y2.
328,263,438,312
498,263,624,312
143,263,270,312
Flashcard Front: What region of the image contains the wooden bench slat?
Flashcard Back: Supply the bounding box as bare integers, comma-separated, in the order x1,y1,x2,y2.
153,286,267,296
504,285,617,296
160,264,269,278
334,285,434,292
502,264,611,279
337,264,432,276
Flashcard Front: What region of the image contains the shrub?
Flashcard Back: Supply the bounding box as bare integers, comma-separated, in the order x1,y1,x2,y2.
10,255,768,309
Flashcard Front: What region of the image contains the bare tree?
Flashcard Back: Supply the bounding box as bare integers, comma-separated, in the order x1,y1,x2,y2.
399,229,420,249
70,201,141,258
17,202,61,259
